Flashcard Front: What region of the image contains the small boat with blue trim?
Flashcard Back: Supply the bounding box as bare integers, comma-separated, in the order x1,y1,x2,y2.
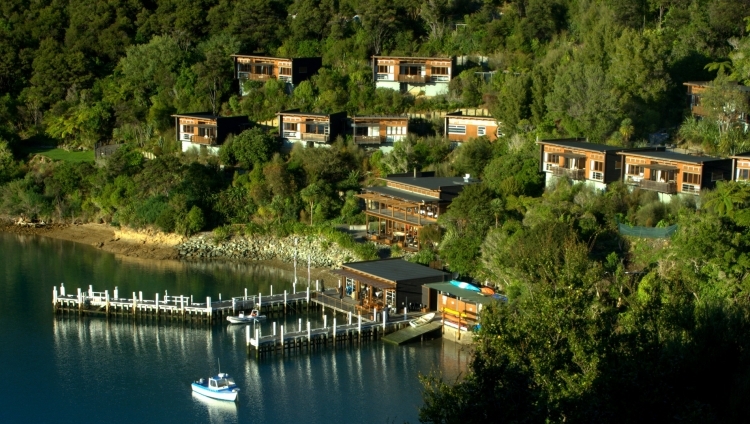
191,373,240,401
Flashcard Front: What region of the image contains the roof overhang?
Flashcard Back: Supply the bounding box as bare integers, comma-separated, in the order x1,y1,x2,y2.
331,269,396,290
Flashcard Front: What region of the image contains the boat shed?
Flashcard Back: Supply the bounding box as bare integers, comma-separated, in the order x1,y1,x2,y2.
332,258,448,315
422,282,502,331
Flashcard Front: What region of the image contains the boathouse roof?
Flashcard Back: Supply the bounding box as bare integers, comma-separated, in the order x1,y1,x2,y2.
339,258,448,284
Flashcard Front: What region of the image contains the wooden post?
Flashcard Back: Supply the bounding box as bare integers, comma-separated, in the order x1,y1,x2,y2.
280,325,284,356
316,280,319,292
155,293,159,316
132,292,136,314
382,310,386,331
404,307,408,320
60,283,65,297
333,317,337,344
255,328,260,359
348,312,352,325
358,314,362,343
324,315,327,328
307,321,311,345
258,293,262,310
246,325,250,349
232,298,236,315
293,282,296,294
114,286,118,300
206,296,212,322
105,290,110,316
88,285,93,297
272,321,277,336
373,306,377,322
244,288,247,300
284,290,287,314
298,318,302,332
139,291,143,302
306,286,310,302
181,295,185,317
271,285,273,296
53,286,58,311
77,288,82,313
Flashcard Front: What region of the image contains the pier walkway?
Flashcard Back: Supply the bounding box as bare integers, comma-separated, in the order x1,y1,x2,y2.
382,321,442,345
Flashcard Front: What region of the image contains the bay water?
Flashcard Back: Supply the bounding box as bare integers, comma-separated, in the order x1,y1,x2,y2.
0,233,468,423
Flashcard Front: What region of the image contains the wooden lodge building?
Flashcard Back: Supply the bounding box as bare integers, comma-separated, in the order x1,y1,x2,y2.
618,150,732,198
423,282,501,341
444,111,500,144
357,172,475,251
277,109,348,148
372,56,454,97
232,54,322,95
684,81,750,127
350,115,409,147
731,153,750,183
172,113,249,155
332,258,448,316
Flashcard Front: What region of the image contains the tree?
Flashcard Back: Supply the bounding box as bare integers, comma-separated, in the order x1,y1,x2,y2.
231,127,278,168
300,181,327,225
193,34,240,116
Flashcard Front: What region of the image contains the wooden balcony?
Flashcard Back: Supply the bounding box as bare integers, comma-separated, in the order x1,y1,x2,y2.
639,179,677,194
354,135,382,145
551,166,585,180
191,135,217,145
301,133,330,143
397,74,426,84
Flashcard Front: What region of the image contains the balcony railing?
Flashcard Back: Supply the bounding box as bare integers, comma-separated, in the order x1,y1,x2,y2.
191,135,217,145
639,179,677,194
397,74,426,83
301,133,330,142
354,135,382,144
551,167,585,180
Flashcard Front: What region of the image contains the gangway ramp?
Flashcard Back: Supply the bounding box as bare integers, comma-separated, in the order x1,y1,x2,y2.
382,321,442,345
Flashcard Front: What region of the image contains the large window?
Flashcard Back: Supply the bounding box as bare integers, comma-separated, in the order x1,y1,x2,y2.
279,67,292,76
198,127,216,138
400,66,422,76
378,65,390,73
283,122,297,131
182,125,194,133
738,168,750,181
306,123,328,134
683,172,701,185
447,125,466,135
253,64,273,75
628,165,644,175
431,66,449,75
590,161,604,180
386,126,406,135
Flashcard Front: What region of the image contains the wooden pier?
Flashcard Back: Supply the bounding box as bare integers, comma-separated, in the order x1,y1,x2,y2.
382,320,443,345
52,283,312,323
244,310,416,358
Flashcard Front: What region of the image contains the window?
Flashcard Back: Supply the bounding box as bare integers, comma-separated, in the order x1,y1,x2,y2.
615,161,622,170
378,65,389,73
198,127,216,138
682,184,699,194
237,62,252,73
738,168,750,181
628,165,644,175
591,161,604,172
400,66,422,76
306,123,328,134
298,66,307,74
431,66,449,75
182,125,194,133
477,126,486,136
711,171,724,181
253,64,273,75
279,67,292,76
386,126,406,135
447,125,466,135
354,126,368,136
546,153,560,169
283,122,297,131
386,289,396,307
683,172,701,185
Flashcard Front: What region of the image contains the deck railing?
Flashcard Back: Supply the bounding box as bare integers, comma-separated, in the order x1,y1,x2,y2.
551,166,585,180
354,135,382,144
397,74,426,83
301,133,329,142
639,179,677,194
191,135,217,145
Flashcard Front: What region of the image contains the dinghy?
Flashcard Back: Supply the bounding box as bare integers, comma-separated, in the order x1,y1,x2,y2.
409,312,436,328
191,373,240,402
226,309,266,324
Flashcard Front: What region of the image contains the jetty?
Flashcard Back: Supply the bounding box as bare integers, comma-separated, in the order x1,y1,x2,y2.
52,283,313,322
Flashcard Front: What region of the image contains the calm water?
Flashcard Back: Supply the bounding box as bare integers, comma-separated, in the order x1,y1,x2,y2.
0,233,468,423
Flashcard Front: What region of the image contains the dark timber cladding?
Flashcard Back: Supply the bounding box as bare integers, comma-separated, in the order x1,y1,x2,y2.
333,258,449,313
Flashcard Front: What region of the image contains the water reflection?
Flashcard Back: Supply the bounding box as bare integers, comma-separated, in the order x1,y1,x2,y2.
191,392,239,423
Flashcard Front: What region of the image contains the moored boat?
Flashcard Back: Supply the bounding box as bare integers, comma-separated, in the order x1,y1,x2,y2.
226,309,266,324
191,373,240,401
409,312,436,328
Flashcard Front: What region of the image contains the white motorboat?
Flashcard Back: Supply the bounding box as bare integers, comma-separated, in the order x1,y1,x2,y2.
226,309,266,324
191,373,240,402
409,312,436,328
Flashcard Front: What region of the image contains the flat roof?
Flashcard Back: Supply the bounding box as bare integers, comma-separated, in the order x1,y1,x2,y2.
277,109,337,118
617,150,729,164
383,176,476,190
351,115,408,120
446,111,495,120
424,282,498,305
172,112,219,120
364,185,441,203
538,139,624,152
342,258,449,283
683,81,750,92
731,152,750,159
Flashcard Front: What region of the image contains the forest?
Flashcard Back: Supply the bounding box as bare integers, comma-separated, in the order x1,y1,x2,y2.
3,0,750,422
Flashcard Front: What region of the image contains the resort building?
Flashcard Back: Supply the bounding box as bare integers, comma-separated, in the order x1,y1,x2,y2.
172,113,249,155
332,258,448,317
423,282,500,343
684,81,750,128
232,54,322,95
276,109,348,148
444,111,500,144
371,56,454,97
357,171,475,251
350,115,409,148
617,150,732,199
731,152,750,183
537,138,646,190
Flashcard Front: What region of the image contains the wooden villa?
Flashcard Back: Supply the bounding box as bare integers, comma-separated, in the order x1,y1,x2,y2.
732,152,750,182
172,113,249,155
444,111,500,143
684,81,750,126
232,54,322,95
332,258,449,317
372,56,454,97
617,150,732,197
423,282,502,343
277,109,348,148
357,172,474,251
350,115,409,146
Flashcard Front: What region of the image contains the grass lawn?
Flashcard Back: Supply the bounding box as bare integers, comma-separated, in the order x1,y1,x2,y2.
21,146,94,163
